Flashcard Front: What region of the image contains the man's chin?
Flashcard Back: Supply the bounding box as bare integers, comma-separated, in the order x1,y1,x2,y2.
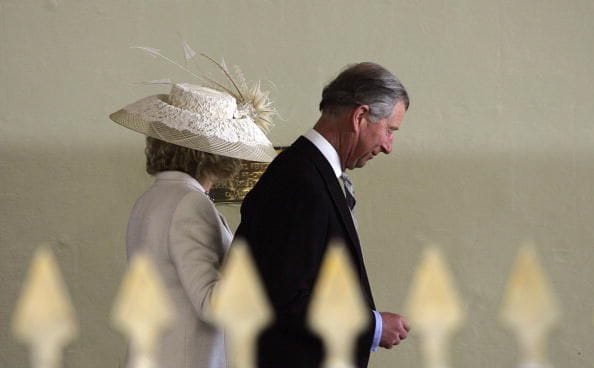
355,160,370,169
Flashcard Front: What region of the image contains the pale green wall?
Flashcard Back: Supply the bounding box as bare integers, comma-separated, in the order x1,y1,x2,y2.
1,1,593,367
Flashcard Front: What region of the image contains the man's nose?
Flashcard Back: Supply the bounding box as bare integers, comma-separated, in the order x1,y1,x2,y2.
382,138,393,154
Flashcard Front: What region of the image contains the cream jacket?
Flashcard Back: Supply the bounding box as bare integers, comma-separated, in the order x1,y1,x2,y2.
126,171,230,368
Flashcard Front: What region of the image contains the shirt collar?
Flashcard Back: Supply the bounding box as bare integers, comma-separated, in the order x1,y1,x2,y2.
303,128,342,179
155,171,206,193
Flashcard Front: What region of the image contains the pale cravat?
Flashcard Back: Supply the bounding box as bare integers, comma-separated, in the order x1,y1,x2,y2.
340,173,356,211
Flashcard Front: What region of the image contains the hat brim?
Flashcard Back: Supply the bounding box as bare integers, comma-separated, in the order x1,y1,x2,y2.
109,94,277,162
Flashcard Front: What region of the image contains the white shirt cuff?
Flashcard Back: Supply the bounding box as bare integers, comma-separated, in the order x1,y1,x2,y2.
371,310,382,352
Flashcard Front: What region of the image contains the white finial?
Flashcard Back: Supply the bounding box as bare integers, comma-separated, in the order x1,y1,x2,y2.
405,246,464,368
111,253,175,368
208,240,272,368
308,243,368,368
500,243,559,368
12,246,78,368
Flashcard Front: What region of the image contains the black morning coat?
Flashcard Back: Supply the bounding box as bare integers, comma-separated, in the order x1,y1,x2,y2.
235,136,377,368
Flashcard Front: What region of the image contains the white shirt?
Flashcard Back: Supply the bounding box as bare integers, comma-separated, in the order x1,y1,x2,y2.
303,128,342,178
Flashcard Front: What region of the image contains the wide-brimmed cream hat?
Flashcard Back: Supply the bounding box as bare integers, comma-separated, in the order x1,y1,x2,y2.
110,83,276,162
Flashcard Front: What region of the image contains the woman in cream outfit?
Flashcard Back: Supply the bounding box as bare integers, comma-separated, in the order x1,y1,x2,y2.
110,82,276,368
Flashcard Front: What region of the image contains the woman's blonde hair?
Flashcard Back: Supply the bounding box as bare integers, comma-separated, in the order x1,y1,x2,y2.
145,137,241,182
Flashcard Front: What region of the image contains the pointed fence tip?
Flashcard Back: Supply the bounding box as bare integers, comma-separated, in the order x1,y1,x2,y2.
111,252,175,351
404,245,464,332
499,243,560,330
308,242,368,368
12,245,78,344
209,240,272,327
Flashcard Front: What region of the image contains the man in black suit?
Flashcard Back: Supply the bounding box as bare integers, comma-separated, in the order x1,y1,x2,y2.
234,62,410,368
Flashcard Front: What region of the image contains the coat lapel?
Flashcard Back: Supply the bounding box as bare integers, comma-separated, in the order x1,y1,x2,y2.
294,137,375,307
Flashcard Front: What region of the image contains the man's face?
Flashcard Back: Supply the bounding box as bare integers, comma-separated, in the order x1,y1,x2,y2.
345,101,406,170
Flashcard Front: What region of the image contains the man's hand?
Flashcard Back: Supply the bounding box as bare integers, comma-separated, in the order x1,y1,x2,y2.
379,312,410,349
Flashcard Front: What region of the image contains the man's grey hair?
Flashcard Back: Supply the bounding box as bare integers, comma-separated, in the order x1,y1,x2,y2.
319,62,409,122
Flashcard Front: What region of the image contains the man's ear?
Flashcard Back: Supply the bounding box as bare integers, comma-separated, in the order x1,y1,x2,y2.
350,105,370,133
